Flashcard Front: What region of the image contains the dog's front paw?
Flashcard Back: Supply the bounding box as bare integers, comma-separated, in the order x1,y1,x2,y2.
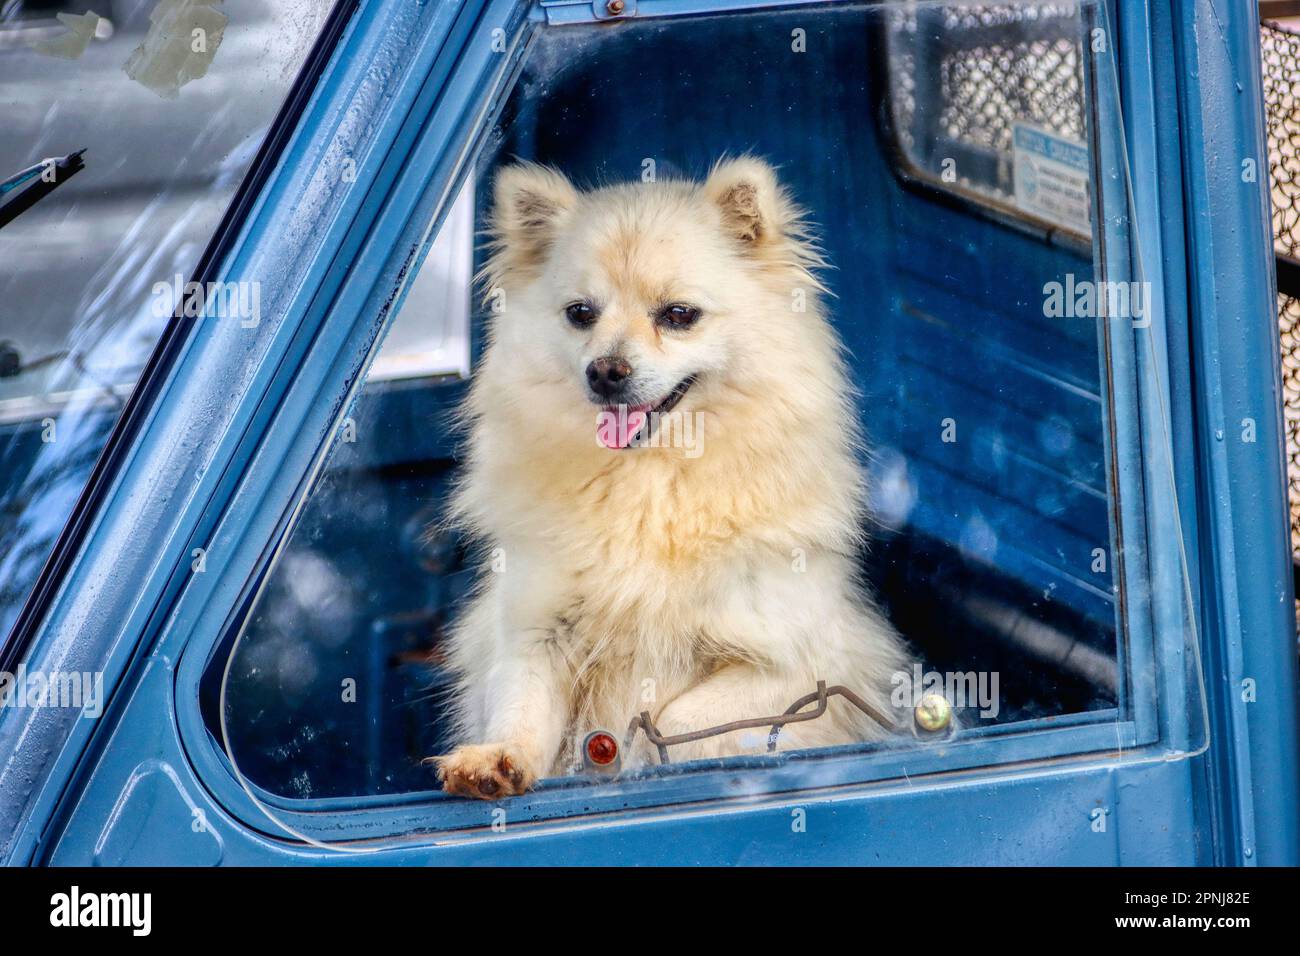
433,743,536,800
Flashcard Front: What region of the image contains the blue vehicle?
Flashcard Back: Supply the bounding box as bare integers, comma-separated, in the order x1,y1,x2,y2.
0,0,1296,871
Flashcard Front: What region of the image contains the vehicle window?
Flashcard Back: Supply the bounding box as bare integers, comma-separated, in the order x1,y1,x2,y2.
370,181,474,383
0,0,341,642
205,1,1196,813
886,1,1090,241
1262,16,1300,579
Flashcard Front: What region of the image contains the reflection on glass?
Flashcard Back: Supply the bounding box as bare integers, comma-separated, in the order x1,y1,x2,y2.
0,0,336,640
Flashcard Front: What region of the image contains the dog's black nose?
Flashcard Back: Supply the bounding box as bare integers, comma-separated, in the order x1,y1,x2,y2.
586,356,632,399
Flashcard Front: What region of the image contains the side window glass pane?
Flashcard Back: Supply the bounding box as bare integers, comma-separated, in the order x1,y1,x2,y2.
0,0,340,640
208,2,1191,814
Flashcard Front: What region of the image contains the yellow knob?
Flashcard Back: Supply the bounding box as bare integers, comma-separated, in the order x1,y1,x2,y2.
915,693,952,733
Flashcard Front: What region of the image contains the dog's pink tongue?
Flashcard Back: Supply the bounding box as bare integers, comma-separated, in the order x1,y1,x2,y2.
597,407,648,449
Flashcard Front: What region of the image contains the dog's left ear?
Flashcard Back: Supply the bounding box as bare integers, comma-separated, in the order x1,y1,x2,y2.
702,156,794,247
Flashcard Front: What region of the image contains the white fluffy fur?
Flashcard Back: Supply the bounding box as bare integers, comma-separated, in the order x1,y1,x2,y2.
435,157,911,799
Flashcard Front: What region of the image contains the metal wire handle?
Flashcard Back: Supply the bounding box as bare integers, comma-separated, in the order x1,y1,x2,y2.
622,680,899,765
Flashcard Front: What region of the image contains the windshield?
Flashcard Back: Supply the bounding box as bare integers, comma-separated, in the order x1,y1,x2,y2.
0,0,338,642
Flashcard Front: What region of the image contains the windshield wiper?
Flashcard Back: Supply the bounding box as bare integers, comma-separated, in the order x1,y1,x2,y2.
0,148,86,232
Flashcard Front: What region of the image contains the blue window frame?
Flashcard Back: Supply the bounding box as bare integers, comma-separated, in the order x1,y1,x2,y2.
4,0,1293,867
158,0,1206,846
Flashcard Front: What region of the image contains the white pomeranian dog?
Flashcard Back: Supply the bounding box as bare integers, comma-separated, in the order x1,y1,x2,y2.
436,157,911,799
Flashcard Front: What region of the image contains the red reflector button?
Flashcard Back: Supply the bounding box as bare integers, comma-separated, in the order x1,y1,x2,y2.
584,731,619,767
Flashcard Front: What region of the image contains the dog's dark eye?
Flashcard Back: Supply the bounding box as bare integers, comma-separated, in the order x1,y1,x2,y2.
565,302,598,328
658,304,701,329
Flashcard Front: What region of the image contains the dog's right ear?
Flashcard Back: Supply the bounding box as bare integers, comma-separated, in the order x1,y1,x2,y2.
487,163,578,280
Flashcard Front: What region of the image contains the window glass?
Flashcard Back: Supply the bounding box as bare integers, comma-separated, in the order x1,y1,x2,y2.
887,2,1090,238
371,181,474,383
1261,18,1300,572
0,0,341,642
207,1,1196,812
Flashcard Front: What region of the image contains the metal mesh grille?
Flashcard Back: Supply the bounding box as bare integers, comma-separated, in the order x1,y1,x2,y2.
888,3,1085,203
936,2,1085,31
937,37,1084,155
1261,20,1300,562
